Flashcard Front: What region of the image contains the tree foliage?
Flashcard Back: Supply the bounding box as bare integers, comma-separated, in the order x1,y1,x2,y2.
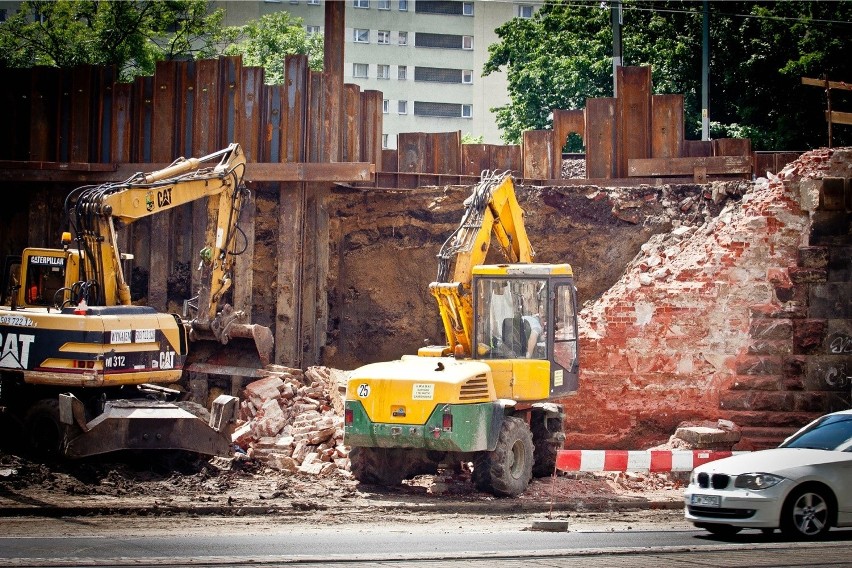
485,0,852,150
222,11,324,84
0,0,227,81
0,1,323,84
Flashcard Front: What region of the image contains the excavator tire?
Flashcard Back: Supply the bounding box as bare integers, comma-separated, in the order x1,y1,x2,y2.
349,446,408,486
531,414,564,478
25,399,62,458
472,416,533,497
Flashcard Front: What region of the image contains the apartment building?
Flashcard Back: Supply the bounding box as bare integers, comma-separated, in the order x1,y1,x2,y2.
217,0,539,149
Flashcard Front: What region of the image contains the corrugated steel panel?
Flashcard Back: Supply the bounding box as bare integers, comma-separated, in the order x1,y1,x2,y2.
342,83,362,163
491,144,521,176
360,90,382,172
193,58,220,156
684,140,712,157
431,131,461,175
283,55,309,163
462,144,488,176
240,66,265,163
219,56,241,148
151,60,178,162
651,94,683,159
523,130,554,180
28,68,59,162
110,83,132,163
586,97,616,179
616,66,651,178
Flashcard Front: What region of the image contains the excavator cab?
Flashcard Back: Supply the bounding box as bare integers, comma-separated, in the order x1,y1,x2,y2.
472,263,579,396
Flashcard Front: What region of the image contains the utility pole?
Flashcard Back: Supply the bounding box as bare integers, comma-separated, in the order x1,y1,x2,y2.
701,0,710,140
611,0,623,97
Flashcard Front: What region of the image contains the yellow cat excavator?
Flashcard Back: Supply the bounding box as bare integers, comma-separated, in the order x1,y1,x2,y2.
0,143,273,458
344,171,579,496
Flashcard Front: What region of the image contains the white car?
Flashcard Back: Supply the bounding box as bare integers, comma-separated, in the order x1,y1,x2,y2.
685,409,852,539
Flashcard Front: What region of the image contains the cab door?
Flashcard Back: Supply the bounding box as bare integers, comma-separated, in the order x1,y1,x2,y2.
547,277,579,396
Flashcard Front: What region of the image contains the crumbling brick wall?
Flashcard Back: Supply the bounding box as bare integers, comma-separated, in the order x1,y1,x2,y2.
561,148,852,450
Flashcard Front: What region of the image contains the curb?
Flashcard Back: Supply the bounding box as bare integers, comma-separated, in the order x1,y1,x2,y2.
556,449,745,472
0,498,685,518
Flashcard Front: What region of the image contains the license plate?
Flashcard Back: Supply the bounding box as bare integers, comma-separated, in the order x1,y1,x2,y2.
691,494,721,508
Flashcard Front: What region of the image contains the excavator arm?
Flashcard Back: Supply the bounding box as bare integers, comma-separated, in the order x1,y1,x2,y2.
429,171,535,357
64,143,271,363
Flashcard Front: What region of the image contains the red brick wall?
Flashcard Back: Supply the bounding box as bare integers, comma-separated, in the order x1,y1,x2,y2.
560,148,852,450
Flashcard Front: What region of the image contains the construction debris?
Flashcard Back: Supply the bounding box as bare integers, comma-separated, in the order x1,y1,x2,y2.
232,366,350,477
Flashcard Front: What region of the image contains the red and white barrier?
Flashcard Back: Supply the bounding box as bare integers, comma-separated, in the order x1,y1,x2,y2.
555,449,748,473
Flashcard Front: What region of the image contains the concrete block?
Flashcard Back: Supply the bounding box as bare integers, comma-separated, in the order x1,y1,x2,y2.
797,246,829,269
809,283,852,319
674,426,742,448
819,178,846,211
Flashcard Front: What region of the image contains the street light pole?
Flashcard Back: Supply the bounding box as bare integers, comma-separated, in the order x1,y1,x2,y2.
612,0,622,97
701,0,710,140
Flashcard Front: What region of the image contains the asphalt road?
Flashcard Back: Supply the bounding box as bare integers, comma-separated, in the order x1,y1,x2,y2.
2,520,851,567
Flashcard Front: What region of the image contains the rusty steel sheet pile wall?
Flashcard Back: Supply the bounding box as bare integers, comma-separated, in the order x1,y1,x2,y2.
0,56,380,168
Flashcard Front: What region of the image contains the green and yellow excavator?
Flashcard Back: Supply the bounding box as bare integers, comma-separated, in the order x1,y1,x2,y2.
0,143,272,458
344,171,579,496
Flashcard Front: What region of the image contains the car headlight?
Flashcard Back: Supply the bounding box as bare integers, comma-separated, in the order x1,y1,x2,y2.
734,473,785,490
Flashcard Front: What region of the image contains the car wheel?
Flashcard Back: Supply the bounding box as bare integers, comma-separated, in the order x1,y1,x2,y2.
700,523,743,536
780,486,833,539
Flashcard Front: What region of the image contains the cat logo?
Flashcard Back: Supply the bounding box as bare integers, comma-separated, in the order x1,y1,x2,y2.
0,332,35,369
157,187,172,208
159,350,176,370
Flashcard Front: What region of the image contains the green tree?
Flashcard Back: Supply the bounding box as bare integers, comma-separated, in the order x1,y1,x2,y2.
0,0,227,81
222,11,323,83
484,0,851,150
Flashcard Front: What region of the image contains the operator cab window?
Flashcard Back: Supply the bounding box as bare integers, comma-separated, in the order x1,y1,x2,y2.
474,277,547,360
24,254,66,306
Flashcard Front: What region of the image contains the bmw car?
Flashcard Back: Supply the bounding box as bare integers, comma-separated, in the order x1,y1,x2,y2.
685,409,852,539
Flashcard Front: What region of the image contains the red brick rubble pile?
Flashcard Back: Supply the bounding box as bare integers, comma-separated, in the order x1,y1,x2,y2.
231,366,350,477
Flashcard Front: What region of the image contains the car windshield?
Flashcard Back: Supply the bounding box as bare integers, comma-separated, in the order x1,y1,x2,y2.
779,414,852,451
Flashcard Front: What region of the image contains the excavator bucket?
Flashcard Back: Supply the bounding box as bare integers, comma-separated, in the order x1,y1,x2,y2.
59,393,238,459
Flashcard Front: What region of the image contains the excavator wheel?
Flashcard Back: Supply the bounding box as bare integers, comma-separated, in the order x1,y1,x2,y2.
349,446,409,486
472,416,533,497
25,399,62,458
531,414,565,478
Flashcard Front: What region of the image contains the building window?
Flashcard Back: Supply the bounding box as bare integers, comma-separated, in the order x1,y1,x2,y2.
383,99,389,114
353,63,369,78
289,0,299,4
306,25,321,35
382,134,389,148
416,1,468,15
398,31,408,46
462,69,473,84
398,65,407,80
518,4,534,18
378,0,390,9
354,28,369,43
398,100,408,114
354,0,369,8
377,64,390,79
414,101,465,118
462,104,472,118
415,33,470,50
415,67,466,83
377,30,390,44
308,0,321,4
399,0,408,10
